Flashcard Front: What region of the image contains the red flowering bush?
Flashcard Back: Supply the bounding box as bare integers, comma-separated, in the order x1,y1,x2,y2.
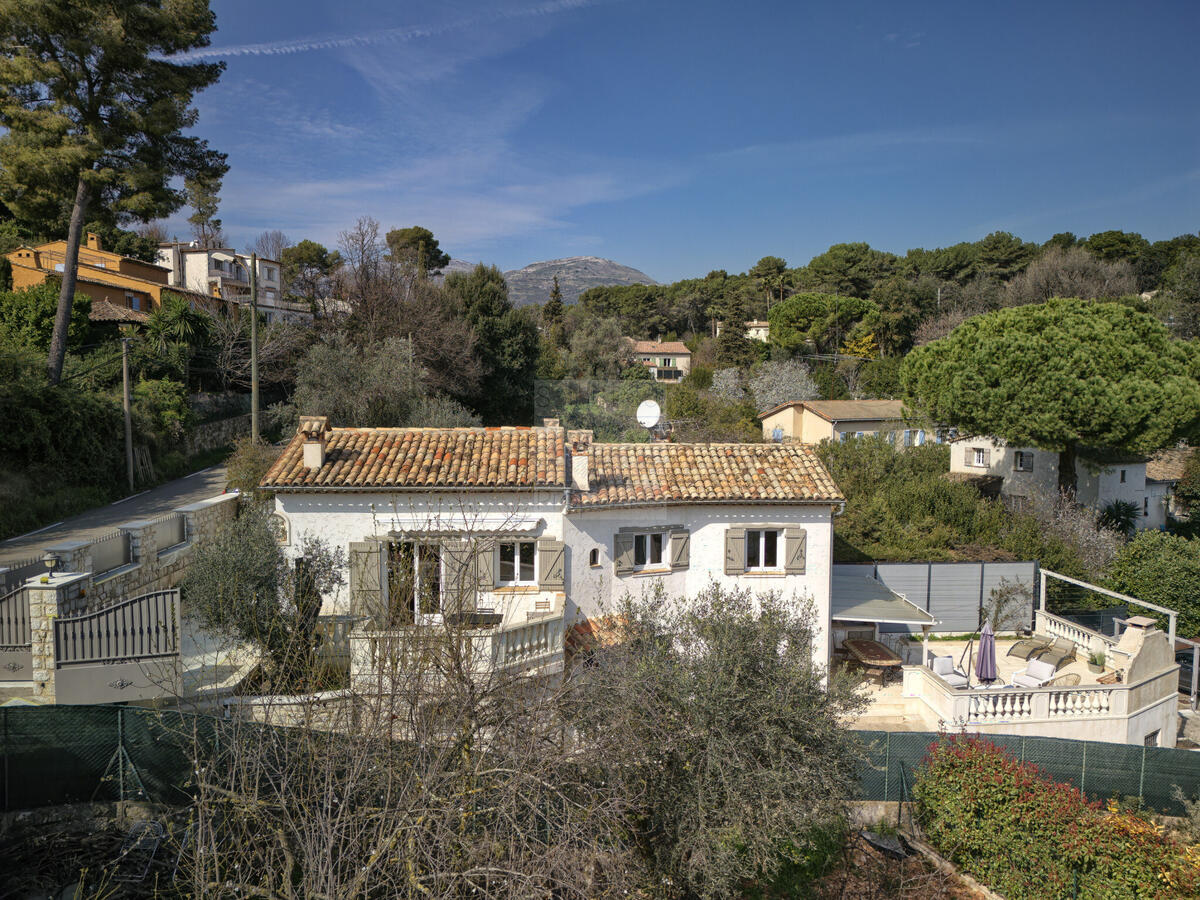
913,736,1200,899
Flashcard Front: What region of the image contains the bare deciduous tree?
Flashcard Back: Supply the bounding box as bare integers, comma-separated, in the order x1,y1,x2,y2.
1004,247,1136,308
249,229,291,264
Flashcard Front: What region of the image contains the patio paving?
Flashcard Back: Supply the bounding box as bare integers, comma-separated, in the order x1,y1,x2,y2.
846,636,1104,732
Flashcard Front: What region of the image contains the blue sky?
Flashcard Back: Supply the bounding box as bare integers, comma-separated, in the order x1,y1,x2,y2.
173,0,1200,281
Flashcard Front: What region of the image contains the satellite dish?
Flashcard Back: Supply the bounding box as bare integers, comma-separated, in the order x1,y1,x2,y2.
636,399,662,429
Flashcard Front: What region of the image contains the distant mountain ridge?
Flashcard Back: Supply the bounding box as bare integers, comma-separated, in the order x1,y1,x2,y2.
439,256,657,307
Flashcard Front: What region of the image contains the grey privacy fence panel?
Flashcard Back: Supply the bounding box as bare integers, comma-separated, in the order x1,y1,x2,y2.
0,554,47,594
90,529,131,575
834,561,1037,633
151,513,187,552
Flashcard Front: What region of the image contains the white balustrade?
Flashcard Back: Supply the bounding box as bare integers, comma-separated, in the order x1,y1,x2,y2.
906,665,1122,727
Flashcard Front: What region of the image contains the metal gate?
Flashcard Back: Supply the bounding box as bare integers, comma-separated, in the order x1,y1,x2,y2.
0,587,31,681
53,589,180,704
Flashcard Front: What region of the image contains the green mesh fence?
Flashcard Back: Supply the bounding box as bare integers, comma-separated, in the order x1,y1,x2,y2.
3,708,1199,815
853,731,1200,815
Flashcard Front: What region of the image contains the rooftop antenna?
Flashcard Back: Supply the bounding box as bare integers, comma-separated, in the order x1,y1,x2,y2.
637,399,665,441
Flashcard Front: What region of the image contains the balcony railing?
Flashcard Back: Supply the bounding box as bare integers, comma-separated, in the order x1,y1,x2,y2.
350,599,565,690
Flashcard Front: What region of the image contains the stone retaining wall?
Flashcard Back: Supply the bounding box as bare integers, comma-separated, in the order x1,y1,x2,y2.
186,413,252,455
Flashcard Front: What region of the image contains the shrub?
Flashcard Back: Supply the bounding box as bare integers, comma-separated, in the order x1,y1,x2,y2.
914,736,1200,899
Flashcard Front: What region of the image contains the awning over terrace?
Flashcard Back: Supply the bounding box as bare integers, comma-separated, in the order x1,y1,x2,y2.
832,575,936,626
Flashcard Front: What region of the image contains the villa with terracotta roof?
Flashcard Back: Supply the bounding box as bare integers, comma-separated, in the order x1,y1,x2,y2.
262,417,845,679
627,338,691,381
758,399,919,445
7,232,222,322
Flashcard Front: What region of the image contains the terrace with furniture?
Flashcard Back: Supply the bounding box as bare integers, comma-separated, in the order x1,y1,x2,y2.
848,570,1183,746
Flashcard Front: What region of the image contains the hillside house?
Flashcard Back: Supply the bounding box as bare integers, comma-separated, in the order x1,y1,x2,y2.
759,399,918,445
260,419,845,679
7,233,221,321
157,243,313,324
628,339,691,381
949,437,1176,530
744,320,770,342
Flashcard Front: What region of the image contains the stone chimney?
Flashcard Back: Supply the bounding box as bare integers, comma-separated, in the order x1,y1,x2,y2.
299,415,331,469
568,429,592,492
542,417,561,429
85,232,101,252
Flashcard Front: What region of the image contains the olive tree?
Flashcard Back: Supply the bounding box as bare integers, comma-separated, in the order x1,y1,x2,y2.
573,584,867,899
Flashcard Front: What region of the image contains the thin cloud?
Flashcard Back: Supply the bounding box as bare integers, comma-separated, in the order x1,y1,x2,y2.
171,0,607,61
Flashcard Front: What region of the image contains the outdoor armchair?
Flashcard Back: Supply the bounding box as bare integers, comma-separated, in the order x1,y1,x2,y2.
1006,635,1051,660
1033,637,1077,671
1012,657,1056,688
930,655,969,688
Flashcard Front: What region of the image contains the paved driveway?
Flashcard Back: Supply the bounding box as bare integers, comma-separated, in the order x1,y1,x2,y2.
0,466,229,567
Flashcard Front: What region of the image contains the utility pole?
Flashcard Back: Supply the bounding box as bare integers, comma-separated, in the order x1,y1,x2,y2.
121,337,134,492
250,252,260,444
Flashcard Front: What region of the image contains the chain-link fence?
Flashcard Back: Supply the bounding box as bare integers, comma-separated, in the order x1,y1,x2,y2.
2,707,1198,815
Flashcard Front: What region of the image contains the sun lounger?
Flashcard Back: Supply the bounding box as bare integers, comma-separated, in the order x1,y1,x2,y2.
930,655,969,688
1006,635,1051,660
1034,637,1077,671
1012,657,1056,688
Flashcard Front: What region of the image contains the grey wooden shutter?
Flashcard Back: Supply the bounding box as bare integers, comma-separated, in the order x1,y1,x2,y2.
442,540,473,614
538,539,566,591
614,532,635,576
475,542,496,594
784,527,807,574
724,528,745,575
669,530,690,570
349,541,384,622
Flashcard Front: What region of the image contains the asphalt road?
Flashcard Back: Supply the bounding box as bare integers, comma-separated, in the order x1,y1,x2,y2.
0,465,230,567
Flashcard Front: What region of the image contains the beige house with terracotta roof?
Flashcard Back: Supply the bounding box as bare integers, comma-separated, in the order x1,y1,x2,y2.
262,418,844,676
759,399,916,445
628,338,691,381
7,232,223,321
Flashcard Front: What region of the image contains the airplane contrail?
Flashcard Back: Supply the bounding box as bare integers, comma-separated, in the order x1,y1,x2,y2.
171,0,604,61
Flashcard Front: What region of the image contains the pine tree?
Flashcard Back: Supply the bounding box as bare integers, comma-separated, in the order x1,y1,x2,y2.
0,0,227,384
543,276,565,327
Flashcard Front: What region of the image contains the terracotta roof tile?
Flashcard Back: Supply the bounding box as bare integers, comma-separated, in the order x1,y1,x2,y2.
1148,447,1192,483
261,426,566,490
574,442,842,507
89,299,148,323
629,339,690,355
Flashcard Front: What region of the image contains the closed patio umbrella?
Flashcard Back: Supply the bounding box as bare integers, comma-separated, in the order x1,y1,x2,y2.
976,620,998,684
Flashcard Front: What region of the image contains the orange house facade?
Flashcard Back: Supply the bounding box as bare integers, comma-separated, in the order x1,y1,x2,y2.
7,233,221,320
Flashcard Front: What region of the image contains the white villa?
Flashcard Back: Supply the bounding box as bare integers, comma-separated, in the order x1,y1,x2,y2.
262,418,844,679
948,436,1172,530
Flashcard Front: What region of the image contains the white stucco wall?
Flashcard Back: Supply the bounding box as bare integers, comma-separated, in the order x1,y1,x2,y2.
274,488,569,622
563,502,835,668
